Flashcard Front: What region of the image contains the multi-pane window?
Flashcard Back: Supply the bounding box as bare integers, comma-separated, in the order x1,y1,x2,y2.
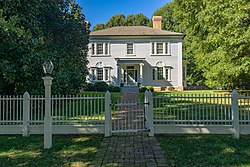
166,69,169,81
91,69,95,80
157,67,164,80
152,67,171,81
91,44,95,55
105,69,109,80
127,43,134,54
151,42,170,55
97,68,103,80
91,68,111,81
97,44,103,55
156,43,163,54
152,69,156,80
91,43,109,55
152,43,155,55
105,43,109,55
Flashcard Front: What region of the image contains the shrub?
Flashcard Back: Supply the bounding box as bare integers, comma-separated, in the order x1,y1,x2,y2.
140,86,154,92
168,86,175,91
94,82,108,92
108,85,120,92
146,86,154,92
139,86,147,92
83,83,95,91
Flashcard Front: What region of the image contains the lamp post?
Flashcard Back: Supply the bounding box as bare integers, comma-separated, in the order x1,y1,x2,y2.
42,59,53,149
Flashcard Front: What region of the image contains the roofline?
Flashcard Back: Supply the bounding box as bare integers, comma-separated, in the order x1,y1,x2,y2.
90,34,186,39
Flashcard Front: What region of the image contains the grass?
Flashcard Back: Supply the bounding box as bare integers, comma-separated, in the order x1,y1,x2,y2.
0,135,103,167
157,135,250,167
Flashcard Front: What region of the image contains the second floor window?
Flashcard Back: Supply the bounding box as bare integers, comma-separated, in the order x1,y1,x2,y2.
151,42,170,55
127,43,134,55
90,43,110,55
97,44,103,55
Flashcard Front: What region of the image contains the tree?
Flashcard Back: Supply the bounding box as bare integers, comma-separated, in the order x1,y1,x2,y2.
92,23,106,31
154,0,250,89
106,14,126,28
125,14,149,26
0,0,89,95
92,13,150,31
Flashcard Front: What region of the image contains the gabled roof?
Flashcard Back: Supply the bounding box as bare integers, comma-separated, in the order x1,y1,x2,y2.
90,26,185,37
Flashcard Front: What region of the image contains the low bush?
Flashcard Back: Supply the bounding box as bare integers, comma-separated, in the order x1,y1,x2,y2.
83,82,120,92
167,86,175,91
140,86,154,92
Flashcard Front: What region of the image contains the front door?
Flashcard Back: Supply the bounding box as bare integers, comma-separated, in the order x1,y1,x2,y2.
124,66,137,86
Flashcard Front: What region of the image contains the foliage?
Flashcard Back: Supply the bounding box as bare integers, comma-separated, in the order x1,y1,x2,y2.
139,86,154,92
167,86,175,91
0,0,89,95
92,13,150,31
83,82,120,92
158,135,250,166
0,135,103,166
153,0,250,89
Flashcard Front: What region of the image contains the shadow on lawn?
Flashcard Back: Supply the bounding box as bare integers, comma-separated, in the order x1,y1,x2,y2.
0,134,103,167
157,134,250,167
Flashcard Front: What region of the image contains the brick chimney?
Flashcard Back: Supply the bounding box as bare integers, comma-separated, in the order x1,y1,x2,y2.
152,16,162,30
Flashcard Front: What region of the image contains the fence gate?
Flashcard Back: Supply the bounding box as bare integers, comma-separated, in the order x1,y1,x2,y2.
110,100,149,134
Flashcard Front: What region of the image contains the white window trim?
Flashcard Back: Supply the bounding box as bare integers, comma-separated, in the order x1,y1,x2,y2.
90,67,111,81
90,42,111,56
152,66,172,81
126,43,135,56
151,42,171,56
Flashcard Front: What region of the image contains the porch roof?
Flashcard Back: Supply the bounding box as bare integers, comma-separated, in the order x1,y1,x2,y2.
115,57,145,64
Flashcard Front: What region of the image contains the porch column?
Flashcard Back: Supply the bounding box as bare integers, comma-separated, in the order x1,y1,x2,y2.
116,64,121,86
140,63,144,85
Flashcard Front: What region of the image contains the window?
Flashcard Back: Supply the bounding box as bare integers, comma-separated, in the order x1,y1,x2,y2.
91,43,109,55
127,43,134,55
97,68,103,80
105,69,109,80
151,42,170,55
157,67,164,80
166,68,170,81
91,44,95,55
152,43,155,55
152,69,156,80
156,43,163,54
105,43,108,55
91,69,96,80
97,44,103,55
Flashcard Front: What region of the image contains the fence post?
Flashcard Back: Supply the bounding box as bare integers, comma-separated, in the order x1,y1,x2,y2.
232,90,240,139
22,91,30,136
144,90,149,129
43,77,53,149
148,90,154,137
105,91,111,137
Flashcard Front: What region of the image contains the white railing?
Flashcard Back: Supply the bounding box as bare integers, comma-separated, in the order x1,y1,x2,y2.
239,95,250,125
0,95,23,125
0,92,106,135
153,94,232,125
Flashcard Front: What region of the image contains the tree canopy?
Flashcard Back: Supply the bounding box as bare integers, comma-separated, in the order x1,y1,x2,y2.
0,0,89,95
92,13,150,31
154,0,250,89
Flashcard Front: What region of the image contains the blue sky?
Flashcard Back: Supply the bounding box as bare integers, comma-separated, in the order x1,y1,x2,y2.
76,0,171,29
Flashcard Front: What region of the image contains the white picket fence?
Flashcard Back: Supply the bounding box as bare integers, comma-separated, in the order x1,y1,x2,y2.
0,90,250,138
0,92,106,135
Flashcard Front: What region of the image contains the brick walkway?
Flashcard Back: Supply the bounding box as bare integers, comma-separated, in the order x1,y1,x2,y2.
93,92,167,167
94,134,167,167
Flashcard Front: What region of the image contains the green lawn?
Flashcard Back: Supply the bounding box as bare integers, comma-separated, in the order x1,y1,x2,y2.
157,135,250,167
0,135,103,167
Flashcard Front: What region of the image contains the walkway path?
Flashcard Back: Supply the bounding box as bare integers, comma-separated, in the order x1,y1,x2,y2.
94,134,167,167
93,92,167,166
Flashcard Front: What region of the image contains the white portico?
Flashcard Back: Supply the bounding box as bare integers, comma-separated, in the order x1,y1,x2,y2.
115,58,145,86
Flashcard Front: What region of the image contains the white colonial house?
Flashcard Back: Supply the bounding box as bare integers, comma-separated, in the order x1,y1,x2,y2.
87,16,187,91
